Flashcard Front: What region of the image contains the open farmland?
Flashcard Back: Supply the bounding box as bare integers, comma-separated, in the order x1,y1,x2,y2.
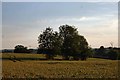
2,53,119,79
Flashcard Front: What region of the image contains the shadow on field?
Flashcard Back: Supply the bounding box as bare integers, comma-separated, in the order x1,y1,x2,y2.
2,57,46,60
1,57,64,62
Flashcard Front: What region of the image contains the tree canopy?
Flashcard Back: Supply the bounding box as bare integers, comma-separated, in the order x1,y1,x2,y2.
38,24,90,60
14,45,29,53
38,27,62,59
59,25,89,60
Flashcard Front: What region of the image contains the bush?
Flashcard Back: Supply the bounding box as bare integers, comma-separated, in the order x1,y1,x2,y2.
14,45,29,53
108,49,118,60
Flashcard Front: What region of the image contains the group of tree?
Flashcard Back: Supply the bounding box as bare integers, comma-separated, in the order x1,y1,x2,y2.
93,46,120,60
14,45,30,53
37,24,92,60
13,24,120,60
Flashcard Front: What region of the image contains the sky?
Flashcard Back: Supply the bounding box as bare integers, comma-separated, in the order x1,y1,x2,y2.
2,2,118,49
2,0,120,2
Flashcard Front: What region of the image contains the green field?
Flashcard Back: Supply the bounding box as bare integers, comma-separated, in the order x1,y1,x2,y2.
2,53,119,79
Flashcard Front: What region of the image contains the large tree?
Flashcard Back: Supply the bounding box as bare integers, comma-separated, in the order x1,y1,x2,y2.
59,24,89,60
38,25,90,60
38,27,62,59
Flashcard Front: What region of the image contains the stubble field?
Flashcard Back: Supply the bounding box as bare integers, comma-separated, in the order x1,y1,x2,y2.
1,53,119,79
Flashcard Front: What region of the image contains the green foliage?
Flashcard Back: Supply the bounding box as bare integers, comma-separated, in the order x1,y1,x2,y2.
59,24,89,60
108,49,118,60
87,47,94,58
117,53,120,60
59,25,79,59
38,27,62,59
14,45,29,53
94,47,119,60
38,24,90,60
98,46,106,56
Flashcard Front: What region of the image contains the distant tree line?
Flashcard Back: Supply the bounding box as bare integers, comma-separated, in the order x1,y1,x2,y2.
14,45,37,53
13,44,120,60
93,46,120,60
2,49,14,53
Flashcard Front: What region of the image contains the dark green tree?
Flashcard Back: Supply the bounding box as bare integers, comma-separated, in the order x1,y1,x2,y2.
59,24,89,60
118,53,120,60
95,46,107,57
38,27,62,59
14,45,29,53
87,47,94,58
108,49,118,60
59,25,78,60
80,46,94,60
51,31,62,56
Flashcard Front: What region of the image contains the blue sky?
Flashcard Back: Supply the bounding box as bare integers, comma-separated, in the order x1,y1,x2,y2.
2,2,118,49
2,0,120,2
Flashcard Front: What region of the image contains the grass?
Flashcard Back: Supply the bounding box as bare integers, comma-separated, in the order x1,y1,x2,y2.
2,53,46,59
2,53,119,79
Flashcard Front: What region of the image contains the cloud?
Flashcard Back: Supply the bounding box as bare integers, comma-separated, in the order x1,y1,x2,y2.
35,15,118,36
36,14,117,25
36,16,102,23
35,16,118,48
78,16,101,21
35,16,103,31
52,16,101,22
3,15,118,49
79,19,118,47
